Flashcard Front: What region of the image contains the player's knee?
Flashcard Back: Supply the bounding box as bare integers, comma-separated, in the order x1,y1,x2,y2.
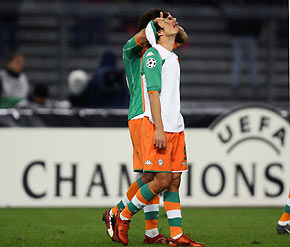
141,173,154,184
171,173,181,190
155,173,172,190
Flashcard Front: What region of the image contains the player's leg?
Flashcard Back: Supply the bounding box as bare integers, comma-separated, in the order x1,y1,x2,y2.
143,194,169,244
111,174,166,243
144,195,160,239
165,174,204,247
164,133,184,240
113,118,162,236
104,173,166,242
277,189,290,234
113,119,174,245
114,172,172,245
103,118,154,237
165,132,204,246
121,173,172,221
103,168,154,238
164,173,183,240
110,173,153,215
141,116,170,243
104,117,167,243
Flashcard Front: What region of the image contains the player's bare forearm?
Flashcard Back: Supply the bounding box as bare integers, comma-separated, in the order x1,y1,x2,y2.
175,26,188,44
149,91,163,130
148,91,167,149
135,29,147,46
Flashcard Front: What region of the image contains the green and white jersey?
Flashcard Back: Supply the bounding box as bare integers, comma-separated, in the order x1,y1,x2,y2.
123,36,146,120
142,44,184,132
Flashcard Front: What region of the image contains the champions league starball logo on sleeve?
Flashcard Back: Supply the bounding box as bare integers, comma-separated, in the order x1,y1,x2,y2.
146,58,157,68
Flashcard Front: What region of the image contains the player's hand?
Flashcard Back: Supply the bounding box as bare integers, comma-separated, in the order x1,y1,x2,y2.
177,25,184,32
154,129,167,149
154,11,165,24
166,13,178,25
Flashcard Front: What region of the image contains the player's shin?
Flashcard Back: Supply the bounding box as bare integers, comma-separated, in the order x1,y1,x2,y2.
143,195,160,238
163,191,183,239
110,177,144,217
121,184,157,220
278,190,290,224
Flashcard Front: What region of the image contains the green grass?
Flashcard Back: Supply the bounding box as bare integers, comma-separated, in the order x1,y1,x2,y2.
0,208,289,247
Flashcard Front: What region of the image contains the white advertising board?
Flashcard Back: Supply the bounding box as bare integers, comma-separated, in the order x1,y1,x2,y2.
0,105,289,207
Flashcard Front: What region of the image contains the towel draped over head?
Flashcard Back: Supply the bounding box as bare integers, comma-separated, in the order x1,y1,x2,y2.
145,20,158,47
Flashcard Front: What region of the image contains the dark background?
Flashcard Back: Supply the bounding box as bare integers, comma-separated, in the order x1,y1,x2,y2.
0,0,288,126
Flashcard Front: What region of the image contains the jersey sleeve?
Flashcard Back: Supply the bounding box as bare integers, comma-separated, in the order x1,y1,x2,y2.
142,48,162,93
123,35,143,60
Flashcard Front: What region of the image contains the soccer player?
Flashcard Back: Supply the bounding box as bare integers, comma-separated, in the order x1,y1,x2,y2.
112,17,205,246
276,189,290,234
102,9,188,244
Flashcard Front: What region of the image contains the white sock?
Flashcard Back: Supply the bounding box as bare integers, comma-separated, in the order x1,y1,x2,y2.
120,212,129,221
109,209,114,218
278,220,290,226
145,228,159,238
172,233,183,240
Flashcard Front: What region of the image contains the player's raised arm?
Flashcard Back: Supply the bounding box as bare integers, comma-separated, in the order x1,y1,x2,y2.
175,25,188,44
134,29,147,47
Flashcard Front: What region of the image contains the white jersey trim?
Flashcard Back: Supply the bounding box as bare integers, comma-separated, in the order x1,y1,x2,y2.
130,113,144,120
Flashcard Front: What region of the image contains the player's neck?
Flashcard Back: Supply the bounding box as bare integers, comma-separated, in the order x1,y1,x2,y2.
158,35,176,52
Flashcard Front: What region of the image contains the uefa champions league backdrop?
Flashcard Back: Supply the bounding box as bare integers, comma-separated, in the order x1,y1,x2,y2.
0,105,289,207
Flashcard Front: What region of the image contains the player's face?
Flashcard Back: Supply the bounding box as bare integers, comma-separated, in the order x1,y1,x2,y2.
157,14,179,37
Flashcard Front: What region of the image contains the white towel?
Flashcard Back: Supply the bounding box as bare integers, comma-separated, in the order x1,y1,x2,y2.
145,20,157,47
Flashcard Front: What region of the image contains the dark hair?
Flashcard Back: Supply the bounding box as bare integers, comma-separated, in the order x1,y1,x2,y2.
154,21,163,41
137,8,168,32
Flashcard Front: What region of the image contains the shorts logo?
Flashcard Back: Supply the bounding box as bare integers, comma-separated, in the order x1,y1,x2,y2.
145,160,153,165
158,158,163,166
146,58,157,68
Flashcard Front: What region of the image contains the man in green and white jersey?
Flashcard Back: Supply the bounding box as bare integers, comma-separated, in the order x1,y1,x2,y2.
103,9,188,244
113,17,205,247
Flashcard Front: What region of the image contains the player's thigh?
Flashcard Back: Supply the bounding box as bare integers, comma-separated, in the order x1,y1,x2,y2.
171,131,188,173
128,118,143,171
142,117,173,173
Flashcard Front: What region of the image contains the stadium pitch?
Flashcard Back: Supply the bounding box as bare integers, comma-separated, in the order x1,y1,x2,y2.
0,208,289,247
